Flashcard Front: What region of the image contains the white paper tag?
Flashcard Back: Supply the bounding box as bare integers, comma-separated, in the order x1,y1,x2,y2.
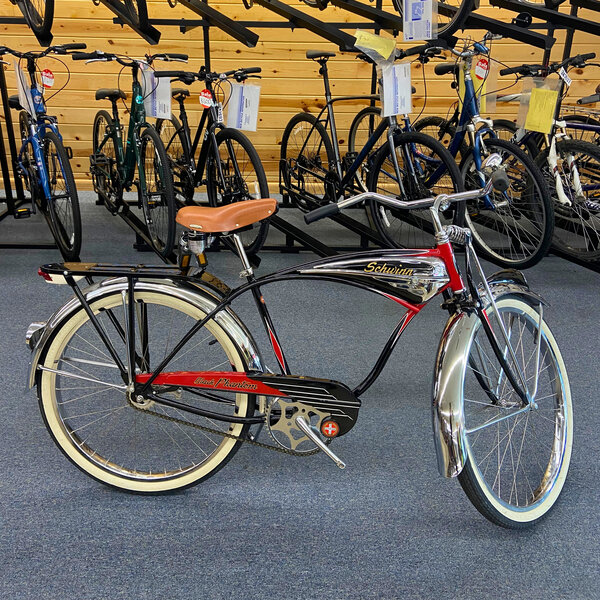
558,67,572,87
475,58,489,81
226,83,261,132
403,0,433,42
13,61,36,116
381,63,412,117
217,102,224,124
41,69,55,88
199,89,213,108
141,68,171,120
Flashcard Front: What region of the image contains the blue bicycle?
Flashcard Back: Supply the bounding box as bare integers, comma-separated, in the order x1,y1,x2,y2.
1,43,85,260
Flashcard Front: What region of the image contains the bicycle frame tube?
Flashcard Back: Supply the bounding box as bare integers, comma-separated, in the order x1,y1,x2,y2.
123,78,146,186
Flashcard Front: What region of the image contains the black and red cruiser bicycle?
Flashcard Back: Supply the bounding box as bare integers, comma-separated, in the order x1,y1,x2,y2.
26,156,572,529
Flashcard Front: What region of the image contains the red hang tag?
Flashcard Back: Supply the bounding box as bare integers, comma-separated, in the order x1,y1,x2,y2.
41,68,55,88
199,89,213,108
474,58,489,81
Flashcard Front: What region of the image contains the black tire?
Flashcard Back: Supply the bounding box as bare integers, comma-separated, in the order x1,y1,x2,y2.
17,110,41,207
457,295,572,528
37,286,257,493
156,115,195,204
21,0,54,38
535,138,600,261
42,130,82,261
391,0,474,39
492,118,541,159
124,0,146,25
561,113,600,145
366,130,464,249
280,112,335,211
92,109,122,210
205,127,270,256
461,137,553,269
348,106,386,190
139,125,176,258
412,115,469,162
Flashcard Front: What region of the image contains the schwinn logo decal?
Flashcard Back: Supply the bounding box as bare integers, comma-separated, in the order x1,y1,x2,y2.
364,262,415,276
194,376,258,391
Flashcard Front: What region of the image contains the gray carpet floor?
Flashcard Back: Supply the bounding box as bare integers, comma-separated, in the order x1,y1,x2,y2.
1,195,599,599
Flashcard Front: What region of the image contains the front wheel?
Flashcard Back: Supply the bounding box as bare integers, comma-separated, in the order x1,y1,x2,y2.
42,130,82,261
206,127,270,256
366,130,464,249
37,287,256,493
461,137,553,269
139,125,176,258
458,296,572,528
21,0,54,38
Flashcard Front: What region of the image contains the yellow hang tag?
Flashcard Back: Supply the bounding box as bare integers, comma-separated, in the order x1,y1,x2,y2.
354,30,396,61
524,87,559,134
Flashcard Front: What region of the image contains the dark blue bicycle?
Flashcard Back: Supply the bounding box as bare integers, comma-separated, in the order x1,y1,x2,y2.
0,43,85,260
409,37,554,269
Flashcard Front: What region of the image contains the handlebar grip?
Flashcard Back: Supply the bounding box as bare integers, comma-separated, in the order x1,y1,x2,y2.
153,70,188,78
491,169,510,193
304,203,340,224
165,53,188,61
243,67,262,74
60,43,87,51
580,52,596,62
499,65,523,76
71,52,101,61
401,43,431,58
577,94,600,105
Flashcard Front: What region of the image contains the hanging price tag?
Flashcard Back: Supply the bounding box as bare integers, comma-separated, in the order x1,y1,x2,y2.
354,30,396,62
227,83,261,131
380,62,412,117
13,60,35,116
474,58,488,81
41,68,54,88
199,89,213,108
141,67,171,119
524,87,559,134
558,67,572,87
403,0,436,42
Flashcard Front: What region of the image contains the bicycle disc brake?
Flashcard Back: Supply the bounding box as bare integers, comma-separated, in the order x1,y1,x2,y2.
267,398,329,453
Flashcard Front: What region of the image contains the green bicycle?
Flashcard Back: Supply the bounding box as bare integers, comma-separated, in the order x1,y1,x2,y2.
74,50,186,257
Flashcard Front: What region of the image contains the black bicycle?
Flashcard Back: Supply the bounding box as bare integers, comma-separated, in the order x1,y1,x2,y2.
154,66,270,256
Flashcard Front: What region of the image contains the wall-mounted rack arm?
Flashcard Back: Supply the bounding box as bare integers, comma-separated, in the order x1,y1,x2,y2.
100,0,161,44
489,0,600,37
328,0,403,34
252,0,358,51
570,0,600,12
177,0,259,47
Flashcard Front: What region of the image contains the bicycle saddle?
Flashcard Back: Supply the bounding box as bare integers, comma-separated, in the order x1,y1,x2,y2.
306,50,336,61
172,88,190,100
176,198,278,234
8,95,23,111
434,63,459,77
95,88,127,102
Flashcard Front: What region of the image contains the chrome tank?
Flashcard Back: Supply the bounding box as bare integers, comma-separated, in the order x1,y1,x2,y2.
299,250,450,304
432,275,546,478
28,277,264,389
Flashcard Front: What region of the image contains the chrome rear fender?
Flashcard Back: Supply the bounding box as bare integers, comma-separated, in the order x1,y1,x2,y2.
432,275,547,478
28,277,264,389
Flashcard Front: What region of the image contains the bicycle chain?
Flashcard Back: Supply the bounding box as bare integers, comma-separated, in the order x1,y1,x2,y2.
127,397,321,457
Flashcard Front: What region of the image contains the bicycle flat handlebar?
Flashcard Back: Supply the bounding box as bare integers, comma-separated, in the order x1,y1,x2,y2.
304,167,510,225
0,43,87,59
154,67,262,84
499,53,597,77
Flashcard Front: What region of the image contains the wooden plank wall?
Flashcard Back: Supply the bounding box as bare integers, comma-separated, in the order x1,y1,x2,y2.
1,0,599,189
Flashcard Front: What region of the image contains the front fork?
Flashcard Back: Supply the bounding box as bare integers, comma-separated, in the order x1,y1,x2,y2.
546,133,579,206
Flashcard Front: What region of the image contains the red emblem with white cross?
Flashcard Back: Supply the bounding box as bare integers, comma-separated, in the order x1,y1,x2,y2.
321,420,340,438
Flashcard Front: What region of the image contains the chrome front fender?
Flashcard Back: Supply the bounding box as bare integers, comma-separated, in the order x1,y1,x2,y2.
28,277,264,389
432,276,547,478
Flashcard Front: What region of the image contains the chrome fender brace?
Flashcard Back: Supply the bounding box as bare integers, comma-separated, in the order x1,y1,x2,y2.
431,271,547,478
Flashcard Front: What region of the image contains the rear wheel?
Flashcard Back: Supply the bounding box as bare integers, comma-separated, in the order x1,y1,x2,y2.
458,296,572,528
561,113,600,145
366,130,463,249
156,115,195,204
37,287,256,493
348,106,386,189
92,110,122,210
139,125,176,258
461,137,553,269
42,130,82,261
206,127,270,256
280,112,335,211
412,115,468,161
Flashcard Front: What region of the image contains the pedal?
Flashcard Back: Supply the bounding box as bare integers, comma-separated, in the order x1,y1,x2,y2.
14,207,31,219
295,416,346,469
